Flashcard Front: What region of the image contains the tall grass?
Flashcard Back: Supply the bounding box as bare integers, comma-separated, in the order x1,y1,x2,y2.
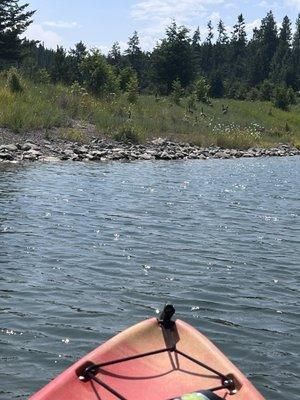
0,76,299,149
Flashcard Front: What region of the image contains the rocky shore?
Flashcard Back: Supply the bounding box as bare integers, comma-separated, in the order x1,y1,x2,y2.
0,138,299,163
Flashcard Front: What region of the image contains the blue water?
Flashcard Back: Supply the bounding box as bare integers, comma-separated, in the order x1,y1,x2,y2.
0,157,299,399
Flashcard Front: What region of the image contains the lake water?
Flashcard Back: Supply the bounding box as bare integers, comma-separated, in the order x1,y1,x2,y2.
0,157,299,400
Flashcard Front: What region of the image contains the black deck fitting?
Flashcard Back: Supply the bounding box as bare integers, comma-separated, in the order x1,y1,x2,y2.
158,304,175,328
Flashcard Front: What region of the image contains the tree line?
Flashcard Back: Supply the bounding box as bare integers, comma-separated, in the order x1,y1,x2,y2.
1,0,299,106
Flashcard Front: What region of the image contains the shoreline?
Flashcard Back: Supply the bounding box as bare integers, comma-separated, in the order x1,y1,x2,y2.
0,137,299,163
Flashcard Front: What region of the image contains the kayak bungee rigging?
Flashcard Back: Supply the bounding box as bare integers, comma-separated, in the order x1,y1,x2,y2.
30,305,265,400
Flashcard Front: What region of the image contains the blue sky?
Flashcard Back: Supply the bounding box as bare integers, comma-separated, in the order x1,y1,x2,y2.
24,0,300,52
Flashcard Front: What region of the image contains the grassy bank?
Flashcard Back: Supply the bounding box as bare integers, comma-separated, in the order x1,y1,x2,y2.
0,78,299,149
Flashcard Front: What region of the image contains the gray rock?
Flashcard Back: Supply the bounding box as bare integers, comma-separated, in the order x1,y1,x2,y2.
111,153,125,160
21,142,40,151
26,149,42,157
151,138,167,146
139,153,154,160
242,152,255,157
160,151,172,160
129,153,139,159
73,146,88,155
42,156,60,162
0,144,18,152
90,150,108,158
214,151,229,159
145,149,157,156
84,154,95,161
0,152,13,160
21,143,32,151
62,149,75,158
22,154,37,161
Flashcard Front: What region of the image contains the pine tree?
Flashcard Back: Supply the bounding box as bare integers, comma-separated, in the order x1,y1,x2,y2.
0,0,35,66
270,16,293,86
230,14,247,80
206,20,214,45
201,21,214,74
217,20,228,45
125,31,150,89
69,41,87,83
280,16,292,44
51,46,68,83
108,42,121,66
126,31,142,73
152,22,195,93
232,14,247,48
247,27,263,85
292,14,300,90
126,31,141,55
192,27,201,46
70,41,87,63
247,11,279,85
259,11,279,81
192,27,202,73
215,20,228,72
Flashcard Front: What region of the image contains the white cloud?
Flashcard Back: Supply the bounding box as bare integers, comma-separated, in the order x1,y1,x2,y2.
246,19,261,35
95,44,110,54
224,2,234,8
23,24,62,48
131,0,224,22
131,0,224,50
43,21,81,29
209,11,221,21
258,0,280,9
94,41,128,55
285,0,300,9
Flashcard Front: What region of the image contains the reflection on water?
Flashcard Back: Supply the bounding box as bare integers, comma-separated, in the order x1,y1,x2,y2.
0,157,299,399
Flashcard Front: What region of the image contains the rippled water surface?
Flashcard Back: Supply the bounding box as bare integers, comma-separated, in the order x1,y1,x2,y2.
0,157,299,400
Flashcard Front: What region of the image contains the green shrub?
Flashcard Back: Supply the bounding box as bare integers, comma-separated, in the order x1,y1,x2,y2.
171,78,183,105
246,87,260,101
287,88,296,105
186,92,197,112
226,80,248,100
7,68,23,93
81,50,119,96
35,68,51,84
274,86,290,111
126,74,139,104
259,80,274,101
194,76,210,102
69,81,88,97
113,123,142,144
119,66,135,91
209,73,224,98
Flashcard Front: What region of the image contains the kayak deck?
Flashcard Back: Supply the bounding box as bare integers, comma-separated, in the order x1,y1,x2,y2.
30,314,264,399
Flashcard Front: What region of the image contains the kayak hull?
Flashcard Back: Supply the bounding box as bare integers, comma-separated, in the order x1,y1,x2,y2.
30,318,265,400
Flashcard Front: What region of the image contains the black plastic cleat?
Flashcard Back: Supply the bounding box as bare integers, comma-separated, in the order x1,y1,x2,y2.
158,304,175,328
